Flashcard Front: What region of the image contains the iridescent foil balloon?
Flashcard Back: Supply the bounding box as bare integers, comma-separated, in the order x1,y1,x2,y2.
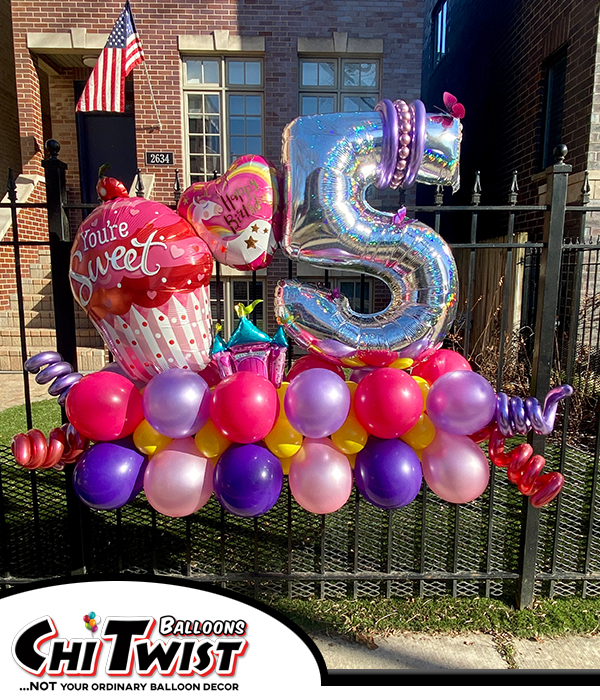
275,100,462,367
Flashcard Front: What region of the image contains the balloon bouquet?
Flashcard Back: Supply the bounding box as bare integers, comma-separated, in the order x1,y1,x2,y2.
12,93,573,519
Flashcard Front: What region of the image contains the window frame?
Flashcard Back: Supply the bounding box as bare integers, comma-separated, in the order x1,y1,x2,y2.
541,46,568,170
432,0,448,68
182,56,265,186
298,56,381,116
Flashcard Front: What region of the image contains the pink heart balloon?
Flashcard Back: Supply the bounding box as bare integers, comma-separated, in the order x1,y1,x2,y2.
70,196,214,383
177,155,282,271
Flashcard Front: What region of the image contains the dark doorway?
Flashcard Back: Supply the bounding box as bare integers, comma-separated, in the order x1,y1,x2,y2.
74,79,137,203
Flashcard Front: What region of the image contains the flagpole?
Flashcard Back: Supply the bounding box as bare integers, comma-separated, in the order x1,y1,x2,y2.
142,61,162,131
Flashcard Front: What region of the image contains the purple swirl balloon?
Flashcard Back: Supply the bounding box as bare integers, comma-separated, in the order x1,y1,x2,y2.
495,384,574,437
23,351,83,406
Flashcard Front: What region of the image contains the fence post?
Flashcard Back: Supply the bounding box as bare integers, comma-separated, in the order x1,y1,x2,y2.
43,139,88,575
516,144,571,609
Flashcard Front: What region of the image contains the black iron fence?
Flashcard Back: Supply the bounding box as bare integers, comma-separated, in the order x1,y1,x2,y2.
1,141,600,609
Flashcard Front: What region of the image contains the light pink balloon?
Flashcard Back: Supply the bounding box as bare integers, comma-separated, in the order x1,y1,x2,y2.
421,430,490,504
289,437,353,514
143,437,214,517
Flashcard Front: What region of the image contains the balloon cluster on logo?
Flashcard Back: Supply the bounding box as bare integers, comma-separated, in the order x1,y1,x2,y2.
11,95,572,519
83,611,100,634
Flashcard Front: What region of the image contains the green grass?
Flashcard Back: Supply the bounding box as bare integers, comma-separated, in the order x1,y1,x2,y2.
0,399,63,446
268,595,600,640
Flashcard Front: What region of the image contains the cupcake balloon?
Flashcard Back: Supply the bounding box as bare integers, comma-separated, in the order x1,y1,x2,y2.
69,179,214,383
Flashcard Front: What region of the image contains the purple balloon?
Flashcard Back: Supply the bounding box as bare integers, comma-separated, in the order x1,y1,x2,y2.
355,438,422,509
73,438,147,510
284,368,351,438
421,430,490,504
426,370,496,435
214,443,283,518
142,368,210,439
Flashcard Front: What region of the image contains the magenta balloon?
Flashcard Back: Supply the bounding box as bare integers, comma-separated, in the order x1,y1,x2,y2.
288,437,353,514
143,368,211,439
421,430,490,504
284,368,350,438
143,437,214,517
426,370,496,435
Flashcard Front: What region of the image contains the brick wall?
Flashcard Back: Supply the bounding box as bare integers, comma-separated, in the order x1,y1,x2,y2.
421,0,600,223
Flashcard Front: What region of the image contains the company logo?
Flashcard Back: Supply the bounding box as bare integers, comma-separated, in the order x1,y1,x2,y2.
12,615,248,682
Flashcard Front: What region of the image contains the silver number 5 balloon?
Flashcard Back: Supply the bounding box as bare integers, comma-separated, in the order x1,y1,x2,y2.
274,98,463,367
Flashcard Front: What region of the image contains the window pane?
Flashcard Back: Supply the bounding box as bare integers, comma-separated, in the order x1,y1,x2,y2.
230,136,246,158
360,63,377,87
203,60,220,84
343,95,376,112
186,60,203,84
245,61,261,85
302,61,318,86
189,156,204,174
204,94,220,114
318,62,335,86
205,155,221,174
301,96,318,115
343,63,360,87
189,135,203,153
318,96,335,113
188,95,203,113
246,116,261,135
245,95,262,115
206,135,220,154
246,136,262,153
188,117,203,133
229,95,245,115
205,116,220,133
228,61,245,85
230,116,245,135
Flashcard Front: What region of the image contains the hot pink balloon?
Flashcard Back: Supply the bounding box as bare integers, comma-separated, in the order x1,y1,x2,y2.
288,438,353,514
421,430,490,504
412,349,471,385
143,437,214,517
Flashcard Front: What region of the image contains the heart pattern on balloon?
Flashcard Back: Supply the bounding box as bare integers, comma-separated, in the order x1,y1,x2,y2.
69,196,214,383
177,154,282,271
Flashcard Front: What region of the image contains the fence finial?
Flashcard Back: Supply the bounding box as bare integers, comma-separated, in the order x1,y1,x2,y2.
509,170,519,205
45,139,61,159
434,184,443,206
582,171,590,205
471,171,481,205
6,168,17,202
135,169,145,198
173,169,181,205
554,144,568,164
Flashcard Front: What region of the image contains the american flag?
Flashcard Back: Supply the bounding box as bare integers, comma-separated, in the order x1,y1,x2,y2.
76,2,145,113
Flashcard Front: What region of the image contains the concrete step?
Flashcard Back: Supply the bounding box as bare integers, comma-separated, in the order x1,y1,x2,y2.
0,328,104,348
8,293,54,313
0,347,109,372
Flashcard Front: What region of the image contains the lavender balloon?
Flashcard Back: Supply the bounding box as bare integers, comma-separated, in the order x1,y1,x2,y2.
214,443,283,518
355,438,422,509
142,368,210,439
426,370,496,436
289,437,353,514
144,437,214,518
73,438,147,510
421,430,490,504
284,368,350,438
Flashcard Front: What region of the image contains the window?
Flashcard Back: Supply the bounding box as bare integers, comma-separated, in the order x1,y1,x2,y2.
339,279,371,313
542,48,567,169
183,57,264,183
299,58,380,116
433,1,448,66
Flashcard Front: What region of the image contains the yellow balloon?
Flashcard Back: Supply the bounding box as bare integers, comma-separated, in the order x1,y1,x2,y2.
194,420,231,460
331,413,368,454
345,380,359,401
347,453,357,469
276,382,290,409
280,457,292,475
389,358,414,370
264,418,303,459
412,376,430,411
400,413,436,451
133,419,172,456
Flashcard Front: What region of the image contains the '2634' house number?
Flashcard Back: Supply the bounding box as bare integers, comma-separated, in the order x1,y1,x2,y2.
145,152,175,166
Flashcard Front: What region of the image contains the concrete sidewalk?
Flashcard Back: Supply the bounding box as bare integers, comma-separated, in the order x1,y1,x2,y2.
311,631,600,670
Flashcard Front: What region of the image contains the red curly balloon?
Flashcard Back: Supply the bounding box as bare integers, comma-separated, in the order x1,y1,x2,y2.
482,424,564,508
11,424,89,470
